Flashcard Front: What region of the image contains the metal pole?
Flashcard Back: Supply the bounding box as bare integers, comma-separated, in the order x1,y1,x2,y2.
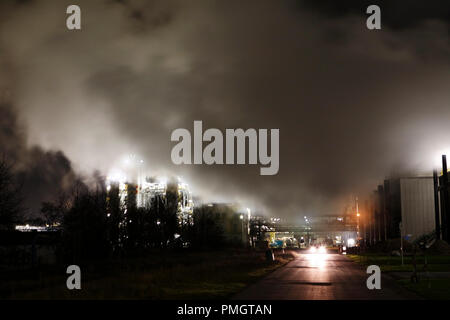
370,196,373,246
240,215,245,246
383,180,390,240
399,222,404,266
433,169,441,240
442,155,450,242
378,185,384,241
356,197,360,241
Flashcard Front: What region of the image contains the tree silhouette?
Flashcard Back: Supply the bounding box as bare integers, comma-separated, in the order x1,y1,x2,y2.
41,192,70,229
61,185,110,263
192,205,226,248
0,157,22,230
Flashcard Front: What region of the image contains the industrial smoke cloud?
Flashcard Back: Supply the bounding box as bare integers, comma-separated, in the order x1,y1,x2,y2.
0,0,449,221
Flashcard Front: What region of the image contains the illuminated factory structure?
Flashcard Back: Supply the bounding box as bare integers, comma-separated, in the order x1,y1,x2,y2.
106,173,194,226
135,177,194,226
105,155,194,226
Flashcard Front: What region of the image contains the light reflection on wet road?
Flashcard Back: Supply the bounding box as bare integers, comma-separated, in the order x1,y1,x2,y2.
234,252,418,300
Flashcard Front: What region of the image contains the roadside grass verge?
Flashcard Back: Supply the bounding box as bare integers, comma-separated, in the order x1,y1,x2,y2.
347,253,450,299
347,254,450,272
2,249,294,299
397,278,450,300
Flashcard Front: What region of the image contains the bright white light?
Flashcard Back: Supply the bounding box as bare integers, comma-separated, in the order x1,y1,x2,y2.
306,249,328,268
107,170,126,184
309,246,317,253
318,246,326,254
347,238,355,247
240,214,244,220
159,177,167,185
15,225,47,232
430,150,450,169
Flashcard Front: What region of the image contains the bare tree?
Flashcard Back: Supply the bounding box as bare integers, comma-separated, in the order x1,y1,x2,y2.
0,157,22,230
41,192,70,229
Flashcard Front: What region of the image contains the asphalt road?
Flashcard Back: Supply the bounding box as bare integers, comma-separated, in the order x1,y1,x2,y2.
234,251,419,300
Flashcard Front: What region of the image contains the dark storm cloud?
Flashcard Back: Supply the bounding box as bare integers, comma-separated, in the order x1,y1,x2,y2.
0,44,78,217
0,100,78,217
1,0,449,222
300,0,450,30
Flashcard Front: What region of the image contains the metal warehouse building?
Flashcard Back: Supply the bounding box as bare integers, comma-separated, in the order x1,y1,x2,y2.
399,177,436,240
366,176,436,244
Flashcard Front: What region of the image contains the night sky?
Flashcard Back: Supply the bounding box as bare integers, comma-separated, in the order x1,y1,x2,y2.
0,0,449,221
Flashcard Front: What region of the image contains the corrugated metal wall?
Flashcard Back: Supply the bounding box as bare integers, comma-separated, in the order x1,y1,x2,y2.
400,177,435,240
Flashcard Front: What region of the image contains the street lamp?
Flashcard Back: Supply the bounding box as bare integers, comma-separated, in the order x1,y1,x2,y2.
304,216,311,246
246,208,251,234
355,197,364,247
246,208,252,246
240,214,245,245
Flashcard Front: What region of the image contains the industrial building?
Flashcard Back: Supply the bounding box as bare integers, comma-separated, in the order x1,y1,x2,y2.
363,155,450,245
436,156,450,243
107,176,194,227
366,176,436,243
193,203,251,246
249,214,358,249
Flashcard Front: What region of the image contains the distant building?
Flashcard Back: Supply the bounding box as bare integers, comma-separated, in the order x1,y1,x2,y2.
299,215,357,247
194,203,250,246
15,225,48,232
250,213,358,248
